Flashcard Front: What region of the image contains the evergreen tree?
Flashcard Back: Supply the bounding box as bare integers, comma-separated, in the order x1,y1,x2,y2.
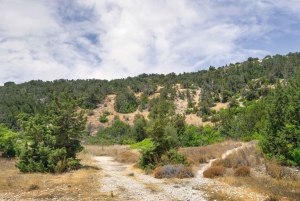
16,92,87,173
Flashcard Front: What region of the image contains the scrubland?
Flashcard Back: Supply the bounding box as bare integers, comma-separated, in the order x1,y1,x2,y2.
1,141,300,201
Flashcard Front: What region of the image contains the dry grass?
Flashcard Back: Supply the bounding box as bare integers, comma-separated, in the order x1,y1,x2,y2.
211,140,263,169
218,176,300,200
115,151,140,163
211,141,300,201
203,166,225,178
0,150,116,200
153,164,194,179
84,144,130,157
234,166,250,177
84,144,140,164
179,140,242,165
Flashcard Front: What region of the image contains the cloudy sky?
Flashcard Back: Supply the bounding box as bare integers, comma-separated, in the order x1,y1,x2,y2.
1,0,300,85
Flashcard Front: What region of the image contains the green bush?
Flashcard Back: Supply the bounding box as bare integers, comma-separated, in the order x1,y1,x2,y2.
99,115,108,123
130,138,154,150
67,158,82,170
0,124,19,157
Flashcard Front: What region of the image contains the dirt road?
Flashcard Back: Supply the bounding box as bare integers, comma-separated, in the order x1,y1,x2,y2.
95,143,266,201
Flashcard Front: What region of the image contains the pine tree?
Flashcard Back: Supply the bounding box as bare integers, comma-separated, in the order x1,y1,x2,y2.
16,92,87,173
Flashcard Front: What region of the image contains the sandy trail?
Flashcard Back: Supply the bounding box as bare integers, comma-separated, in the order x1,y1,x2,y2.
95,156,207,201
95,143,263,201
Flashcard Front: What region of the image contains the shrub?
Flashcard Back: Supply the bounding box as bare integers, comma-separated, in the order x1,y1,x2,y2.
154,164,194,179
203,166,224,178
67,158,82,170
130,138,154,150
234,166,250,177
103,110,110,116
99,115,108,123
265,162,284,179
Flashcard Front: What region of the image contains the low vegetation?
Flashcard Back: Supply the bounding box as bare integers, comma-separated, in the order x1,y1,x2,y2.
0,148,108,200
203,166,225,178
153,164,194,179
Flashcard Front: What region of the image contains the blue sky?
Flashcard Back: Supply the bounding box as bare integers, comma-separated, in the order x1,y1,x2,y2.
0,0,300,85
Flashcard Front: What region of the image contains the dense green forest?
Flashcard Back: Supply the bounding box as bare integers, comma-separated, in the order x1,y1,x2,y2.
1,52,300,171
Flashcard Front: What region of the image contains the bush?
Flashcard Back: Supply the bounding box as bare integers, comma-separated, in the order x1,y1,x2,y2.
67,158,82,170
103,110,110,116
154,164,194,179
203,166,224,178
130,138,154,150
234,166,250,177
99,115,108,123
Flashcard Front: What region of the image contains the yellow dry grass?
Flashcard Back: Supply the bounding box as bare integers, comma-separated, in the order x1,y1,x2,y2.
0,150,116,200
208,141,300,201
179,140,242,165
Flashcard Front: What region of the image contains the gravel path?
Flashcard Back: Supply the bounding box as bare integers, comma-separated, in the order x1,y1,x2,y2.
95,156,208,201
95,143,266,201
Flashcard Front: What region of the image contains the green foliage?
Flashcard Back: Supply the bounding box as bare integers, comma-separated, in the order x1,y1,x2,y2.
139,93,149,110
99,111,110,123
139,120,186,169
183,125,224,147
0,124,19,157
129,138,154,150
15,92,87,173
148,97,175,120
97,120,131,144
131,116,148,142
114,91,138,113
259,74,300,165
99,115,108,123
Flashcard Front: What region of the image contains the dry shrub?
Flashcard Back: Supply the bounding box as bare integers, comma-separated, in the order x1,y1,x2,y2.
211,141,263,169
153,166,163,178
264,195,280,201
154,164,194,179
265,162,284,179
116,151,140,163
179,140,242,166
186,157,196,166
203,166,225,178
211,159,225,167
234,166,250,177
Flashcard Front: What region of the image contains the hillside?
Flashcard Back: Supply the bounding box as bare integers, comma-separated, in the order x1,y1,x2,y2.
1,52,300,132
86,84,226,135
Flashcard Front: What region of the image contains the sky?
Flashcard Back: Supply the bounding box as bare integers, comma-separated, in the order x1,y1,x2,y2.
1,0,300,86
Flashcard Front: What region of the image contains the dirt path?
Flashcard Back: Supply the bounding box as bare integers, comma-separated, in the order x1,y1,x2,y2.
95,143,266,201
95,156,207,200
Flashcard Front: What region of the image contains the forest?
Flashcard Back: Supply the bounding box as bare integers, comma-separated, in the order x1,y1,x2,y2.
1,52,300,172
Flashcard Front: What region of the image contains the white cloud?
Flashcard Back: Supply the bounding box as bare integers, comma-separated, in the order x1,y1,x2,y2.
0,0,299,85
